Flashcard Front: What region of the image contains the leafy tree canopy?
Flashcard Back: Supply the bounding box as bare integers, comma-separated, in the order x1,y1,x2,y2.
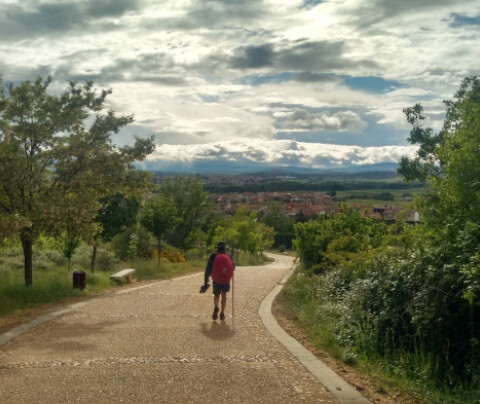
0,76,154,285
398,76,480,230
159,175,212,250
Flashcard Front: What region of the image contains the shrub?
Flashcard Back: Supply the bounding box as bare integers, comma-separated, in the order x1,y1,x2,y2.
159,246,186,263
72,244,119,272
111,224,156,260
34,249,68,269
185,247,207,260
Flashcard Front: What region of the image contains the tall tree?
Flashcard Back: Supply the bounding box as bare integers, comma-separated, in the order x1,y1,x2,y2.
260,202,295,248
211,206,274,262
138,195,177,266
160,175,212,250
398,76,480,230
96,194,141,243
0,77,154,286
90,193,141,271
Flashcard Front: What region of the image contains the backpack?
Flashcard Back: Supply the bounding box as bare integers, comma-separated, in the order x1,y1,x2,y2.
211,252,234,284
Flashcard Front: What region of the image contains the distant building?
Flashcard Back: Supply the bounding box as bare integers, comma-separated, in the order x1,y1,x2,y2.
406,211,420,225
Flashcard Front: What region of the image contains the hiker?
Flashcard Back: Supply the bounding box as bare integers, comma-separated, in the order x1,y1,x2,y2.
200,241,235,320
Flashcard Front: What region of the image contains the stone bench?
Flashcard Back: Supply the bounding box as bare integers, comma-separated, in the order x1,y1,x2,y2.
110,268,135,283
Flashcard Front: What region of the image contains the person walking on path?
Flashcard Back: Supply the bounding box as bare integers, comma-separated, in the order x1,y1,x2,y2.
200,241,235,320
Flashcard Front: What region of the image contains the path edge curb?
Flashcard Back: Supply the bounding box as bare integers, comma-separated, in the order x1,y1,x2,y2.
258,257,372,404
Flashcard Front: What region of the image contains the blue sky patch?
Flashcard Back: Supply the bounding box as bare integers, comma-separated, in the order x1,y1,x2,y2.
451,13,480,27
302,0,324,8
237,72,295,86
341,75,405,93
199,94,220,103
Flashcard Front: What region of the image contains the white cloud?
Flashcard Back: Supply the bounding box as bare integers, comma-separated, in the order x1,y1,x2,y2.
142,139,417,170
1,0,478,172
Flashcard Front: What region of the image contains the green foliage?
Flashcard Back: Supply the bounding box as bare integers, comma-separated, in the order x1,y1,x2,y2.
287,77,480,399
111,224,156,260
0,269,80,317
399,76,480,230
0,242,206,318
294,204,387,271
211,205,274,262
96,194,141,242
205,177,424,194
71,244,118,272
138,195,177,264
260,202,295,248
159,175,212,250
0,76,154,286
131,257,204,281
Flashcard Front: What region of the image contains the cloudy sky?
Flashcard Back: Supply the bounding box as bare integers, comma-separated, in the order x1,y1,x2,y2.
1,0,479,173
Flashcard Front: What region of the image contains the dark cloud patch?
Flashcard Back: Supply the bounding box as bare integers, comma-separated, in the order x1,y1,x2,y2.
99,53,187,84
278,109,367,133
349,0,464,30
188,0,266,25
199,144,229,157
277,150,303,166
86,0,142,19
228,41,378,71
277,41,375,70
293,72,339,83
245,145,268,161
0,62,54,84
0,3,84,37
135,75,187,85
230,44,275,69
147,0,270,31
0,0,142,39
49,52,187,85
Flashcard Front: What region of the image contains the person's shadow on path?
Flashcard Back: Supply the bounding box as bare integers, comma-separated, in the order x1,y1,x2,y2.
200,321,235,340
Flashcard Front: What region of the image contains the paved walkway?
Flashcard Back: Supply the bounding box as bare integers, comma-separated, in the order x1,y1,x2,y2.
0,254,353,403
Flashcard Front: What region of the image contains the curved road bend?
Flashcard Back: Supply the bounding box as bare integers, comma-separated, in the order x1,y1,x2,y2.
1,254,345,403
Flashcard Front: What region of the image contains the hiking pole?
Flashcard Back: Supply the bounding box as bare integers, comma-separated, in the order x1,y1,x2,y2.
231,270,234,328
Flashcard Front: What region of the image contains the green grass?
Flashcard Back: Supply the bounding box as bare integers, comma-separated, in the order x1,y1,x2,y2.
0,258,205,318
0,267,85,317
129,258,205,281
335,188,426,207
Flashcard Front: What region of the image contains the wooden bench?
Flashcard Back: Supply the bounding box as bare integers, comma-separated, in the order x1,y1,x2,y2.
110,268,135,283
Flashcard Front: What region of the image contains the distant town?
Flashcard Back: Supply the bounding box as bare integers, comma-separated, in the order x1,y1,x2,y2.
153,172,422,224
209,191,419,224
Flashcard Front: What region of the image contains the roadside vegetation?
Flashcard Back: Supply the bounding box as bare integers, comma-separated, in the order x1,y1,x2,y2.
0,77,275,319
2,75,479,402
283,77,480,403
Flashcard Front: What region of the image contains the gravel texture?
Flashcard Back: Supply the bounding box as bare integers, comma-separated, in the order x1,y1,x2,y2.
0,255,337,403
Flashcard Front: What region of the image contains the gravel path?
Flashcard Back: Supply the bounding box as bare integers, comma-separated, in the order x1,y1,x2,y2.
0,254,337,403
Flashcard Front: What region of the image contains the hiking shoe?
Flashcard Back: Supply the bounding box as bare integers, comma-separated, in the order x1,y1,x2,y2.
220,312,225,321
212,307,219,320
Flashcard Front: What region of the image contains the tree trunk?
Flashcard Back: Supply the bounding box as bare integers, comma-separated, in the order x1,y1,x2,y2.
157,237,162,268
91,244,97,273
21,231,33,287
